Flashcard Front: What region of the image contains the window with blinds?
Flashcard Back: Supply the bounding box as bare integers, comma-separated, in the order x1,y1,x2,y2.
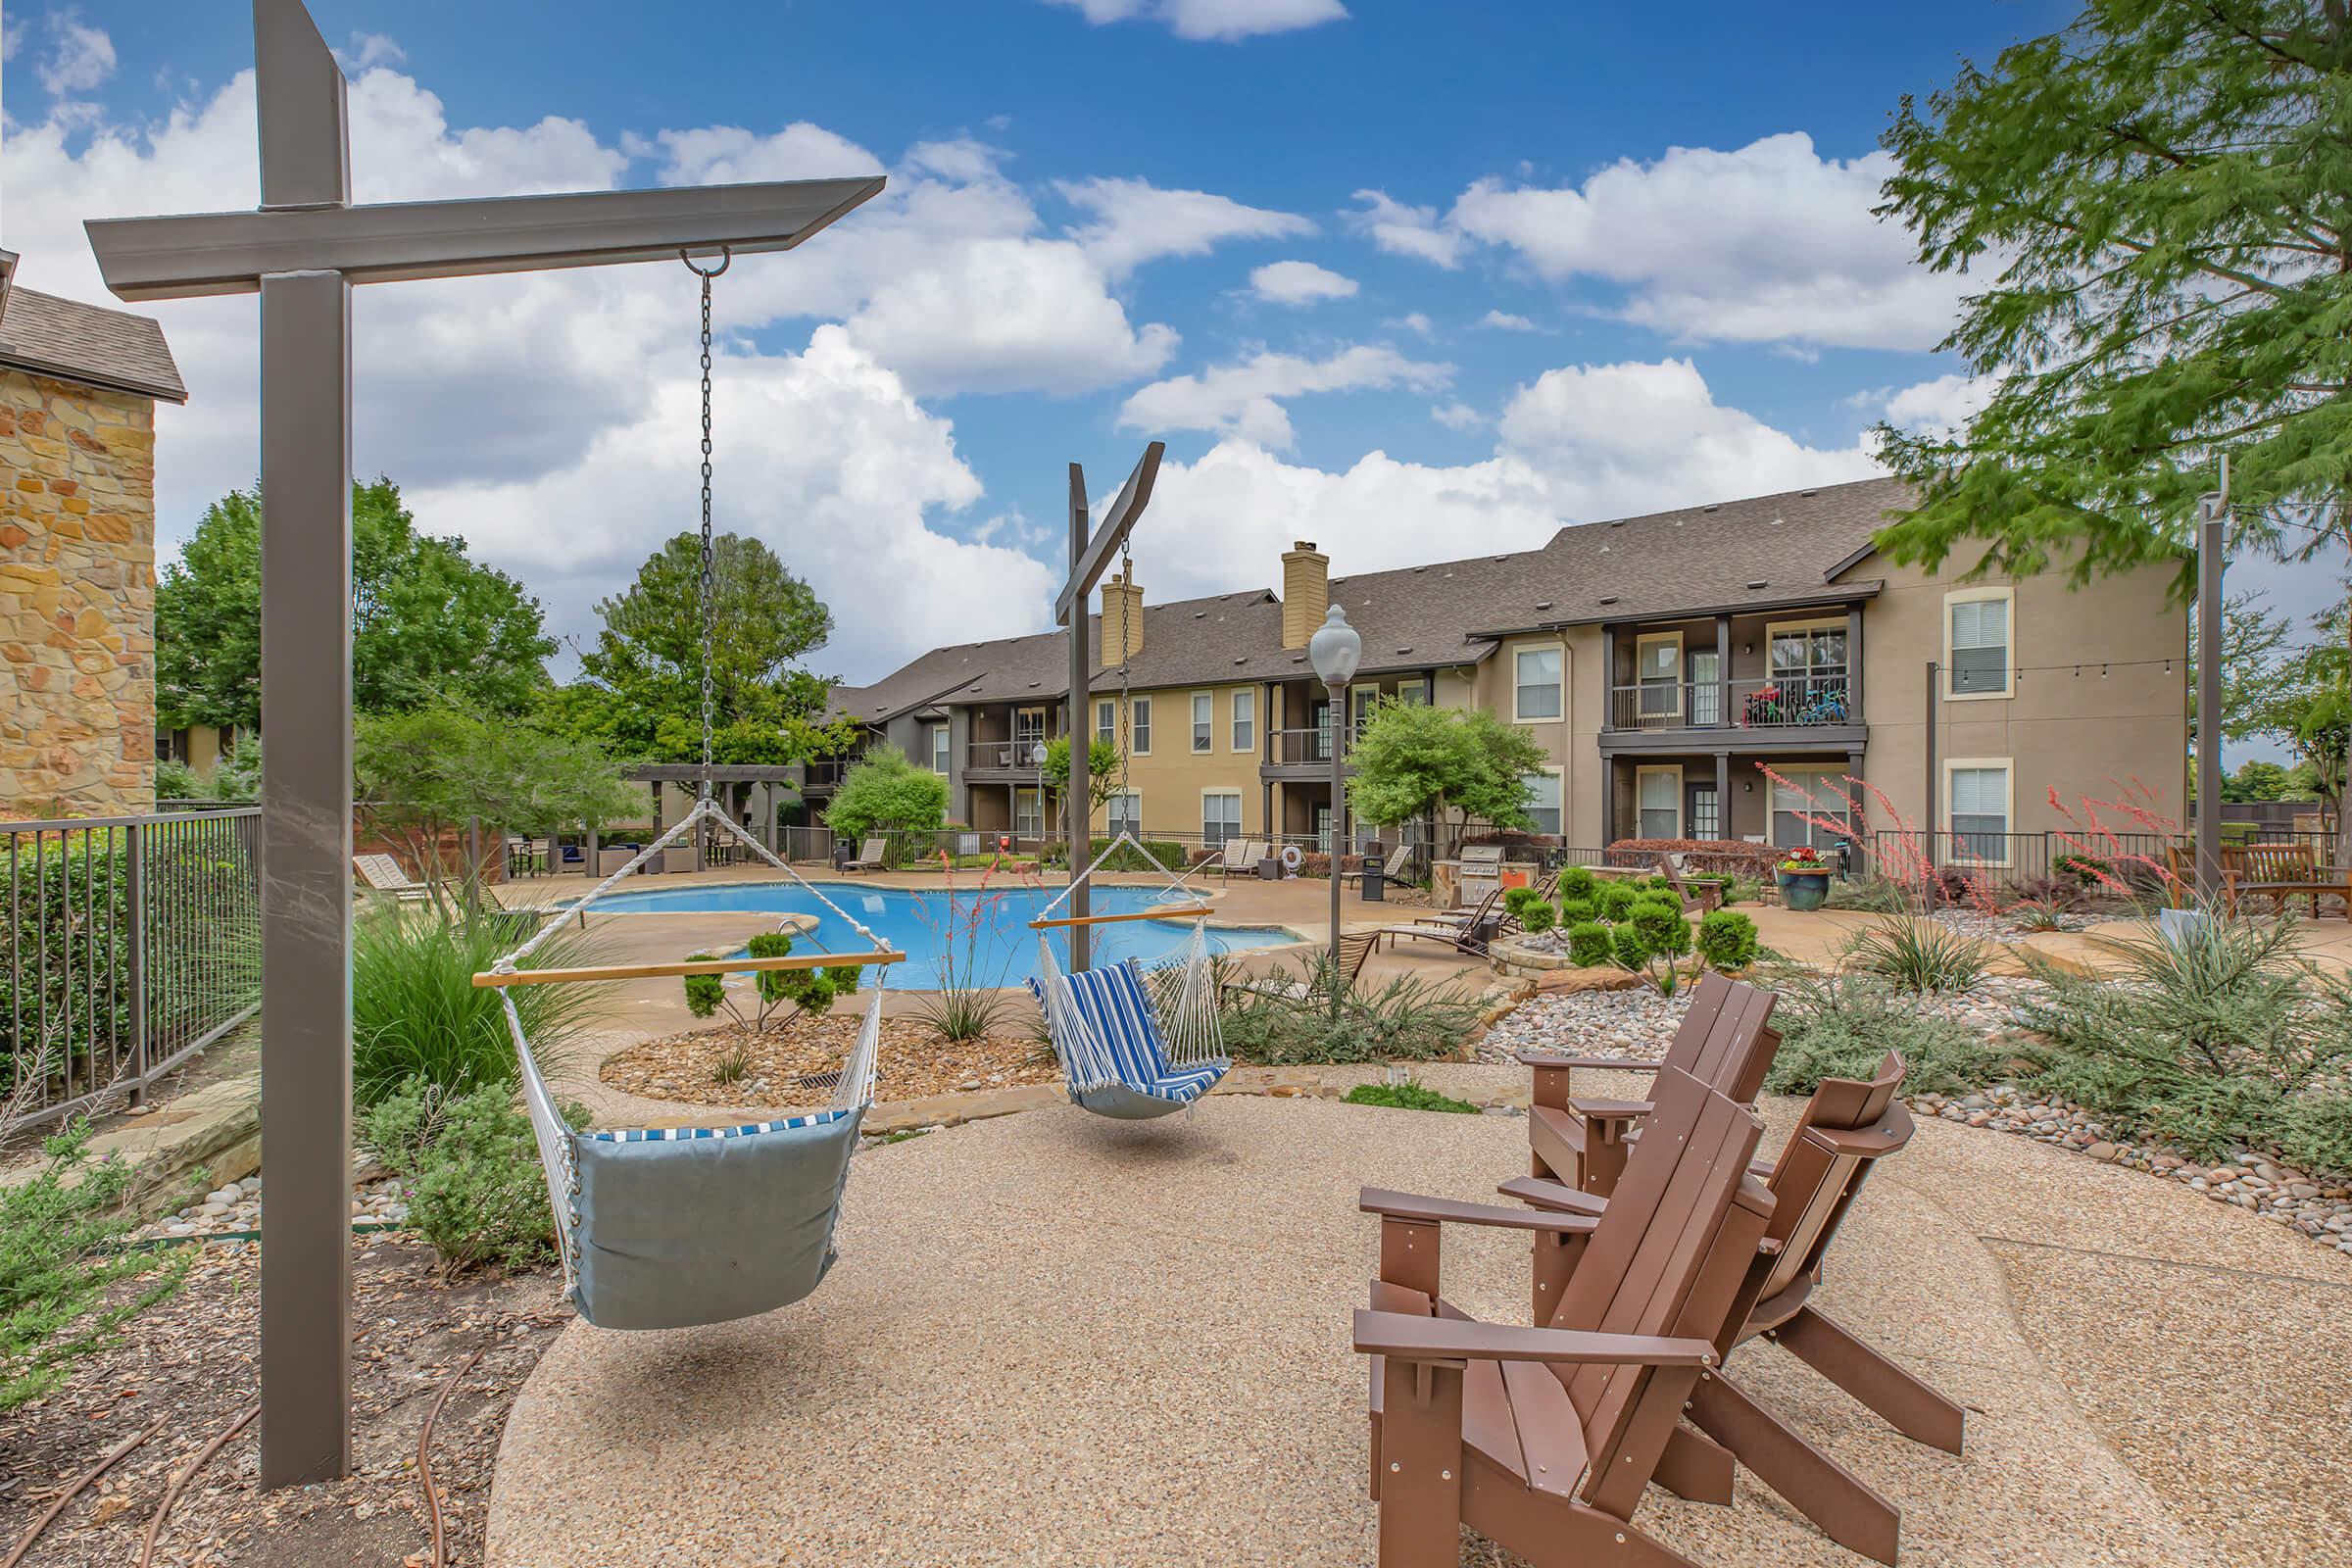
1948,765,2010,860
1949,597,2011,695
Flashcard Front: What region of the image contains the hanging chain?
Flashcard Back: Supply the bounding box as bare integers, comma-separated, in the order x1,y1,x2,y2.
682,247,731,808
1113,534,1134,803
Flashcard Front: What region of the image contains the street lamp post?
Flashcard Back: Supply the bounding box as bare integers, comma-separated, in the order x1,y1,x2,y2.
1308,605,1362,996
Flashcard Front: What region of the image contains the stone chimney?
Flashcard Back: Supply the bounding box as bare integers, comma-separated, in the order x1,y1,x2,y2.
1281,541,1329,650
1100,564,1145,667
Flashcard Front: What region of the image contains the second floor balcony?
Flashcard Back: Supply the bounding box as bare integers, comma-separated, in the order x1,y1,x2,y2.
966,736,1054,773
1605,674,1858,736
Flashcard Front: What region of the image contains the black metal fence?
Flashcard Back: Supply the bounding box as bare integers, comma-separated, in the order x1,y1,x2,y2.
3,808,261,1138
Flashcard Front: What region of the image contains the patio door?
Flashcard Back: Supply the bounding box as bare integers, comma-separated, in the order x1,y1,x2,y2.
1012,706,1049,765
1687,649,1721,726
1686,780,1722,840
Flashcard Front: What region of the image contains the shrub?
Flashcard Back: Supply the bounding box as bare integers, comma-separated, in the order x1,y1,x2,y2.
1,1120,193,1411
1519,902,1558,935
823,746,949,860
1556,865,1597,902
1565,921,1613,967
352,907,617,1109
1695,909,1759,971
1610,924,1650,970
1596,883,1638,922
1826,875,1913,913
1558,897,1596,926
362,1078,569,1275
681,932,860,1036
2017,916,2352,1168
1217,958,1481,1066
1761,970,2003,1099
1503,886,1544,920
1715,872,1765,906
1627,897,1690,957
1846,915,1991,994
1344,1080,1481,1114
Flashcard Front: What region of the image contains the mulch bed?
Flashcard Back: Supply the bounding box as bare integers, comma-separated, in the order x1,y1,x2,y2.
599,1012,1063,1108
2,1236,565,1568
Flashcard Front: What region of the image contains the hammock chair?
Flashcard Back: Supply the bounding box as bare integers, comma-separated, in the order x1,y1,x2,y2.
469,248,903,1331
1026,833,1230,1120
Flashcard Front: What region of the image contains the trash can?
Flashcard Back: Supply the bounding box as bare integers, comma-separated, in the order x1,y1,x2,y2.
832,840,854,871
1257,856,1281,881
1361,850,1386,902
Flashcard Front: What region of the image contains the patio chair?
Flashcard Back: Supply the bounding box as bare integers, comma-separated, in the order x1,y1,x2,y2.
1208,838,1264,881
353,852,434,903
1499,1052,1962,1565
1655,851,1723,914
842,837,890,872
1507,970,1780,1198
2222,841,2352,918
1372,885,1505,956
1355,1065,1775,1568
1341,842,1414,887
1219,930,1376,1004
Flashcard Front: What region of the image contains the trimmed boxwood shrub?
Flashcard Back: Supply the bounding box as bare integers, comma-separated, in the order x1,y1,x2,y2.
1520,902,1557,935
1596,882,1638,922
1695,908,1759,971
1566,921,1613,967
1627,896,1690,956
1558,897,1596,926
1610,924,1650,969
1556,865,1597,902
1503,885,1545,920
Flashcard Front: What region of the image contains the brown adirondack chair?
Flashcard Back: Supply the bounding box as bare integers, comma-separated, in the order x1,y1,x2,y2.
1355,1065,1774,1568
1501,1052,1963,1565
1513,971,1780,1198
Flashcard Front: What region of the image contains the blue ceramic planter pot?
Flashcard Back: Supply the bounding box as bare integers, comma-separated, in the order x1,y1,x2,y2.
1777,868,1830,911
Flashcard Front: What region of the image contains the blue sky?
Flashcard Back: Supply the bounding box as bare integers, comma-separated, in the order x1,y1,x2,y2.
0,0,2328,763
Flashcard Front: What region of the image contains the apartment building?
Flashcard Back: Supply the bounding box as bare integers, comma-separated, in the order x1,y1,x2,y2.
826,477,2187,864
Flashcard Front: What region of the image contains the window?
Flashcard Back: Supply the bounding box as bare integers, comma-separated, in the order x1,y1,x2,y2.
1946,761,2012,862
1108,790,1142,839
1231,688,1255,753
1130,696,1152,755
1689,783,1722,840
1946,589,2013,698
1192,692,1213,753
1397,679,1430,706
1012,706,1048,765
1096,699,1115,747
929,723,950,774
1636,766,1681,839
1770,766,1844,850
1201,790,1244,849
1014,787,1045,841
1513,646,1562,721
1687,650,1721,726
1637,635,1682,718
1524,769,1562,836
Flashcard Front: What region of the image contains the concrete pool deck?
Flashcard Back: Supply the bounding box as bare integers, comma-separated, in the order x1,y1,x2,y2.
485,1068,2352,1567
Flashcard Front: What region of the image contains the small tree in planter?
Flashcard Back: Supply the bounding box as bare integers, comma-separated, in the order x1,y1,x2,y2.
681,931,865,1038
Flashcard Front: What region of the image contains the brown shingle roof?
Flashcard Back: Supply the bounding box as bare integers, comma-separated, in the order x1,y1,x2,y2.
0,285,187,404
842,476,1911,714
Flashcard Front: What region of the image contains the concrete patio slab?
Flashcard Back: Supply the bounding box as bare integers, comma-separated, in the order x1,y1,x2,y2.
486,1089,2249,1568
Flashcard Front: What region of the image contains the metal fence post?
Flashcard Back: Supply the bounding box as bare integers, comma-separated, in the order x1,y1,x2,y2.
124,821,149,1104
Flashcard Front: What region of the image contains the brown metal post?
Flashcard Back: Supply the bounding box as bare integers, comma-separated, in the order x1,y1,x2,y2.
256,266,356,1489
1066,464,1091,972
2196,501,2225,901
124,820,148,1104
1923,661,1938,871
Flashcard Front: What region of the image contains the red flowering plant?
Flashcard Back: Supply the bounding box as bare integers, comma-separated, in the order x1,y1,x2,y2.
906,851,1041,1045
2043,778,2188,911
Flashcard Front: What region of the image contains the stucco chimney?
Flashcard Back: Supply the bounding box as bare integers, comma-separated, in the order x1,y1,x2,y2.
1281,541,1329,650
1100,564,1145,667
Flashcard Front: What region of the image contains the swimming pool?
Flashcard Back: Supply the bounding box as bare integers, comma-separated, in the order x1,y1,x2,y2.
581,881,1298,989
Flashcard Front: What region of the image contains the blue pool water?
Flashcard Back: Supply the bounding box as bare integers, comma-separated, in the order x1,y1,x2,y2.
581,880,1297,989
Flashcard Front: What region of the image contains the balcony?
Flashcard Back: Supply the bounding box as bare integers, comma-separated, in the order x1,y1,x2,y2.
799,757,858,793
966,737,1053,775
1601,675,1862,751
1261,718,1373,778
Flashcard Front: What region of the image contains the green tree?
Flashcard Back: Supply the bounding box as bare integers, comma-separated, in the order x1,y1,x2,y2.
1873,1,2352,857
1347,699,1549,842
2223,759,2295,802
1041,735,1123,817
823,745,950,855
564,532,843,763
156,478,553,730
355,705,641,914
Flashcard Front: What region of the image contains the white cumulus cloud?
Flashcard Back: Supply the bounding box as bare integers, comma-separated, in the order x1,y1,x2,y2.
1248,260,1358,306
37,11,115,94
1057,175,1314,277
1879,372,1999,434
1118,344,1452,449
1041,0,1348,41
1345,188,1466,268
1478,310,1542,332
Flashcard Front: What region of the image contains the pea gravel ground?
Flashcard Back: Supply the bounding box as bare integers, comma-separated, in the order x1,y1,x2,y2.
487,1065,2352,1567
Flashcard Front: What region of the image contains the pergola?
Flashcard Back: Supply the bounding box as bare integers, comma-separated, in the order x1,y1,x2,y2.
86,0,883,1486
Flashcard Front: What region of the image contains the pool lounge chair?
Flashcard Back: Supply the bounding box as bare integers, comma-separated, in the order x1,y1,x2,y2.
1220,930,1376,1004
1373,885,1505,956
1342,842,1415,887
843,837,890,872
354,852,434,903
1208,838,1264,881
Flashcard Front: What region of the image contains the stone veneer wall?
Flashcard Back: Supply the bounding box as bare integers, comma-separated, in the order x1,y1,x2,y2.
0,368,158,816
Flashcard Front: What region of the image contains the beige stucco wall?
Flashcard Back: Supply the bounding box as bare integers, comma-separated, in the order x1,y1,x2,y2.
0,368,158,817
1082,683,1269,839
1854,551,2186,842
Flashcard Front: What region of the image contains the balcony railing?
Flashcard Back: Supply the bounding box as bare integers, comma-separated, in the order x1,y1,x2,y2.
967,737,1054,771
800,757,858,789
1607,675,1855,732
1265,718,1371,765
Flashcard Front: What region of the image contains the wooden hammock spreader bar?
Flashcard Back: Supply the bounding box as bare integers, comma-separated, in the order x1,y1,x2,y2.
1027,905,1214,931
472,951,906,988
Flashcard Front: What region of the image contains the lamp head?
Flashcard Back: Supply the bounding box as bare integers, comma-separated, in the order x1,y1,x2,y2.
1308,603,1362,688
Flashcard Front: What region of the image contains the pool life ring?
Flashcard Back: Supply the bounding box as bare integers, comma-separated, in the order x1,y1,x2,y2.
1279,843,1304,872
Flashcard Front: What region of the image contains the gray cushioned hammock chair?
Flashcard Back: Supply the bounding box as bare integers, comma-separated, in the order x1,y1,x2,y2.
481,796,904,1330
1026,833,1230,1121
